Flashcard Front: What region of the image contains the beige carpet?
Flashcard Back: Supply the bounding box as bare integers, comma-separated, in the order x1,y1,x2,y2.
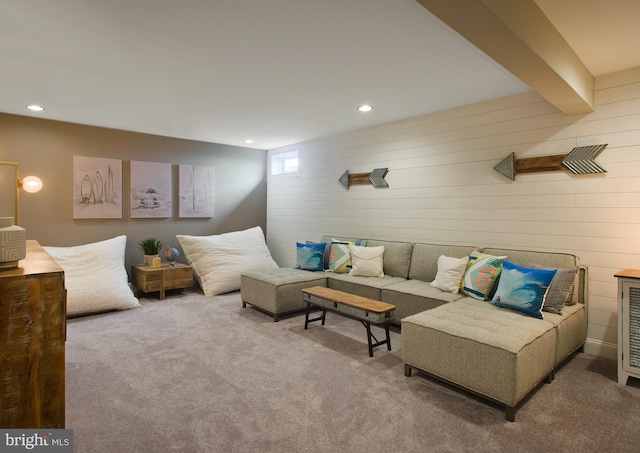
66,288,640,453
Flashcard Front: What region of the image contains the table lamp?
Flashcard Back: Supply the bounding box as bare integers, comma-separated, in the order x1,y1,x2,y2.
0,161,43,269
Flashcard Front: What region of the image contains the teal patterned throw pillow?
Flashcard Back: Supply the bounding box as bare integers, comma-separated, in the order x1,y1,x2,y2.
295,242,326,271
460,250,506,300
327,240,367,273
327,242,353,273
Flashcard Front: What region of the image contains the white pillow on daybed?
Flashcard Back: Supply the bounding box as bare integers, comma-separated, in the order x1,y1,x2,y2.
177,226,279,296
43,235,140,317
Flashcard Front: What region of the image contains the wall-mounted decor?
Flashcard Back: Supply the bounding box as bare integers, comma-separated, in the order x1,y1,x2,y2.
73,155,122,219
493,144,608,181
179,165,214,218
339,167,388,190
130,161,172,218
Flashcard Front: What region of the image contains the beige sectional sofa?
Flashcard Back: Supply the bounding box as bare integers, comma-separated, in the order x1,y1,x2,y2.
240,235,587,421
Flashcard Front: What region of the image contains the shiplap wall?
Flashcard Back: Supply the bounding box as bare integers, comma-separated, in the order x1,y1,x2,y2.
266,66,640,360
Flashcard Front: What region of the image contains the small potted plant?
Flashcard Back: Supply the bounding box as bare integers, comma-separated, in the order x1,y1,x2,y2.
138,237,163,266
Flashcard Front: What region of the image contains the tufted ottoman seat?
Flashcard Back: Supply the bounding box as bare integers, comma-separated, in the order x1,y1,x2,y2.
402,298,556,421
241,268,327,321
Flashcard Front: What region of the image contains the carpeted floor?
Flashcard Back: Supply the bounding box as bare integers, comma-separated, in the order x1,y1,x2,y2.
66,288,640,453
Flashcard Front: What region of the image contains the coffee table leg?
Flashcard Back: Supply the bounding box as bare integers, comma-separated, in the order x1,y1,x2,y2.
303,300,327,328
361,320,392,357
385,322,391,351
365,321,374,357
304,302,311,330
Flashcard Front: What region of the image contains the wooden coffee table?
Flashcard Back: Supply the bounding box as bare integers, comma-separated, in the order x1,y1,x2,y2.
302,286,396,357
131,263,193,300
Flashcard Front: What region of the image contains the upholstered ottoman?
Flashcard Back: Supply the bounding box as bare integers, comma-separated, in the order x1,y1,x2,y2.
241,268,327,321
402,298,556,421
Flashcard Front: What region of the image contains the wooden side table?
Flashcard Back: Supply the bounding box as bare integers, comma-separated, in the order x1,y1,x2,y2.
131,263,193,300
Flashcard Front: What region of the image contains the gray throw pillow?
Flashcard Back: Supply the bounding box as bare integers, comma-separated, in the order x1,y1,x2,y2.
542,266,578,314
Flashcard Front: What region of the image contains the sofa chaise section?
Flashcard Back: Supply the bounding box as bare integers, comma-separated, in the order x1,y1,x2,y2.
241,268,327,321
401,247,587,421
483,247,588,366
402,299,557,422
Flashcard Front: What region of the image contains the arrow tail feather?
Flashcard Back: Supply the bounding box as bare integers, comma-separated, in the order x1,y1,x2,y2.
562,144,608,174
563,160,606,174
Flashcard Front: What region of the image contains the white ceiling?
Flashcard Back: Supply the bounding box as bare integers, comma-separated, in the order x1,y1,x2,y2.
1,0,638,151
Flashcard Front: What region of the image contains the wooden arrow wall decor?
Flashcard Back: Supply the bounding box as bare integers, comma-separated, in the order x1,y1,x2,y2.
339,168,389,190
493,144,608,181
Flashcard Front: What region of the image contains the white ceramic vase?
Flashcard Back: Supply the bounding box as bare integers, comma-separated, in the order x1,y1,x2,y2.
0,217,26,270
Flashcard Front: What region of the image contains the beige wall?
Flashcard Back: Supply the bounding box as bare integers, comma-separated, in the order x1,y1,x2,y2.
0,113,267,270
266,66,640,361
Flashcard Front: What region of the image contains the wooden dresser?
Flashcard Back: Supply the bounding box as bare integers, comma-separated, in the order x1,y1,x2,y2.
0,240,66,428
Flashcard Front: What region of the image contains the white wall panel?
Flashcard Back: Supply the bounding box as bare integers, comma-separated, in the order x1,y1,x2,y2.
267,66,640,360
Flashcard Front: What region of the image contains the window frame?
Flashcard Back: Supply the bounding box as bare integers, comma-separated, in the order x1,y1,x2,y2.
268,149,300,178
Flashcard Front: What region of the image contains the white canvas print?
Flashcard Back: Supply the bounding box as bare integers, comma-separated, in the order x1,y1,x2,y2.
130,161,172,218
179,165,214,218
73,155,123,219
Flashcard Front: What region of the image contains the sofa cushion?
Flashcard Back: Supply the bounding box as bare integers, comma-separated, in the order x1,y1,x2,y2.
349,246,384,277
490,261,557,319
365,239,413,279
484,247,581,306
382,279,465,321
483,248,578,274
404,298,556,354
460,250,506,300
430,255,469,294
541,303,587,365
295,242,326,271
320,235,362,269
326,273,406,301
408,243,478,282
320,235,362,244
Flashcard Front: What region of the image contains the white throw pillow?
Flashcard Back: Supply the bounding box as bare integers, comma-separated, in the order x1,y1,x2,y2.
177,226,279,296
430,255,469,294
43,235,140,317
349,246,384,277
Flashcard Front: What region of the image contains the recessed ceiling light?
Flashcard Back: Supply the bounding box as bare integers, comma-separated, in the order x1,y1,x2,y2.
357,104,373,112
26,105,45,112
244,139,254,144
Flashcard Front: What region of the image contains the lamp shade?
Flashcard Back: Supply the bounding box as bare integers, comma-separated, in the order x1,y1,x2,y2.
21,175,43,193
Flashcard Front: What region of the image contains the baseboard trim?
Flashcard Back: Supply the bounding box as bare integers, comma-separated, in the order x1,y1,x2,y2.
584,338,617,361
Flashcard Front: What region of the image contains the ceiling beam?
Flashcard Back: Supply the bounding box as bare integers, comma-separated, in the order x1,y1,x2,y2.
415,0,594,115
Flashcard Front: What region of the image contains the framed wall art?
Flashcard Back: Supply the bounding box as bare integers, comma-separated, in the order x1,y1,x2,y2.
73,155,123,219
130,160,172,218
178,165,214,218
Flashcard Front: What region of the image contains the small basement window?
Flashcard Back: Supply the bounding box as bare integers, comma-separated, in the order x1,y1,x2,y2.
270,150,299,176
